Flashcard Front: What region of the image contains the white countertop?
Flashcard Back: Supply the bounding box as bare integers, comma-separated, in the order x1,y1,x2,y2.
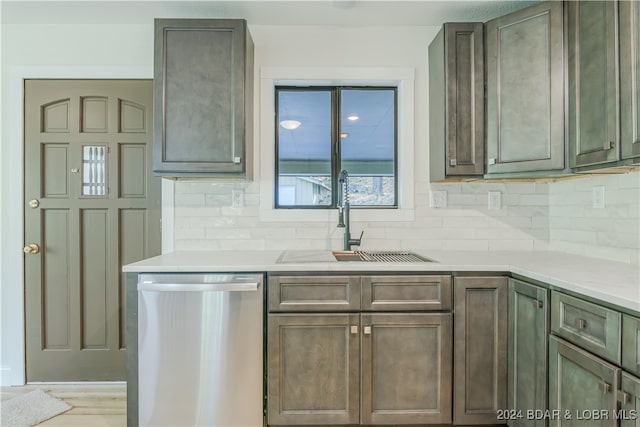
123,250,640,314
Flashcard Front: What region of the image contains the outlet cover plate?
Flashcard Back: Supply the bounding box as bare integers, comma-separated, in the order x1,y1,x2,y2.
430,190,447,208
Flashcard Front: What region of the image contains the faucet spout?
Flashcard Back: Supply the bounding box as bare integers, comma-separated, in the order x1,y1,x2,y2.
337,169,363,251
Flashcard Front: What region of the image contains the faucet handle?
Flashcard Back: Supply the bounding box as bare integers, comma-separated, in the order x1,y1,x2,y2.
351,230,364,246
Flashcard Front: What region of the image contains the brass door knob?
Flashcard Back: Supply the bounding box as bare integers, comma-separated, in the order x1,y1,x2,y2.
23,244,40,254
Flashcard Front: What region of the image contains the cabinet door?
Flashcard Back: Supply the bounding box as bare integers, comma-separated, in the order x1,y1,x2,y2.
154,19,253,177
620,0,640,160
486,1,565,175
428,23,484,180
508,279,549,427
548,336,619,427
267,314,359,425
622,315,640,377
620,372,640,427
360,313,452,425
568,1,620,168
453,276,508,425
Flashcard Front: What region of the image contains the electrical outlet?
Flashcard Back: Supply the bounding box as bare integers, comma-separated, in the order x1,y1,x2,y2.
488,191,501,210
232,189,244,208
430,190,447,208
592,186,605,209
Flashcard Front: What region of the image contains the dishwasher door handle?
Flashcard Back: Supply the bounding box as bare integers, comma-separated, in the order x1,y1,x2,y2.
138,282,260,292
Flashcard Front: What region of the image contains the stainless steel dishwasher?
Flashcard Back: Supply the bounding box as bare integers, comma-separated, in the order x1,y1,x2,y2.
137,273,263,427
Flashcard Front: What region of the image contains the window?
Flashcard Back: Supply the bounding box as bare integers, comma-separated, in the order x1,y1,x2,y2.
275,86,397,208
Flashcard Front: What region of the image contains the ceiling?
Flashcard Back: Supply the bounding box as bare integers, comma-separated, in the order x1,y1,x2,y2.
2,0,540,26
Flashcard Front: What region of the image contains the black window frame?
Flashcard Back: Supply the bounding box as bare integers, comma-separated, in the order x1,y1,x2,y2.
274,85,398,209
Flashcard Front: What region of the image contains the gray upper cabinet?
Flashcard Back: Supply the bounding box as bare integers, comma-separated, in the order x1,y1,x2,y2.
485,1,565,175
568,1,620,168
153,19,254,178
620,0,640,161
429,23,484,181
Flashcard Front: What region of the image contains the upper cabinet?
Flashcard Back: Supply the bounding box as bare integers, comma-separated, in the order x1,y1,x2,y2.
620,0,640,161
153,19,254,178
567,1,619,169
485,2,565,176
429,23,485,181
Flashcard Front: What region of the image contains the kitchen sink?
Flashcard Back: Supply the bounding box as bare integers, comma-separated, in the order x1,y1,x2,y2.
332,251,436,263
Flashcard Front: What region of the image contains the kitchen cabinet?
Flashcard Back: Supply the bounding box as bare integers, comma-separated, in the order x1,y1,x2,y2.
453,276,508,425
267,274,453,425
551,291,621,364
267,313,360,425
507,279,549,427
485,2,565,176
622,315,640,377
568,1,620,169
153,19,254,178
548,335,619,427
428,23,485,181
620,372,640,427
620,0,640,161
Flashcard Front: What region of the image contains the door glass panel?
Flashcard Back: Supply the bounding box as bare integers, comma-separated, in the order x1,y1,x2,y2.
82,145,107,196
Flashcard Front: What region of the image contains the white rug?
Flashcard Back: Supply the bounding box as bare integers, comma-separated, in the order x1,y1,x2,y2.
1,389,71,427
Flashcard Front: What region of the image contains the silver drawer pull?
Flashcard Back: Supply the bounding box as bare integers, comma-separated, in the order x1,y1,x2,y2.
600,382,611,394
576,318,587,329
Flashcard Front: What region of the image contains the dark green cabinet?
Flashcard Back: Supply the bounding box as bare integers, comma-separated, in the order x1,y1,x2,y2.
620,372,640,427
548,335,619,427
453,276,508,425
485,1,565,175
568,1,620,168
153,19,254,178
428,23,485,181
620,0,640,161
622,315,640,377
508,279,549,427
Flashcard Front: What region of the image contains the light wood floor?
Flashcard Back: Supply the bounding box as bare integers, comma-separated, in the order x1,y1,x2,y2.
1,383,126,426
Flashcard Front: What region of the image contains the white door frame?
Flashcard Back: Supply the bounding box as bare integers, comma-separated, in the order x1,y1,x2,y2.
1,66,174,385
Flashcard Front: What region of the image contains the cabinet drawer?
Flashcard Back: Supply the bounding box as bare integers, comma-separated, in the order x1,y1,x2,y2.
268,276,360,312
361,275,452,311
551,292,621,363
622,315,640,377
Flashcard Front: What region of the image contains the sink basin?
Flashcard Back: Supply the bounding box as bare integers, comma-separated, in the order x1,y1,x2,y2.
332,251,436,263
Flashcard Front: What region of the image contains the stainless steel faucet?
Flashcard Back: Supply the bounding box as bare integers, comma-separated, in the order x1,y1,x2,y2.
337,169,363,251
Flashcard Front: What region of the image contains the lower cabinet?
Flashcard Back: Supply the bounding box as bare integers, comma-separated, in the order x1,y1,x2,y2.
360,313,452,425
548,335,619,427
267,312,452,425
453,276,508,425
508,279,549,427
621,372,640,427
267,314,360,425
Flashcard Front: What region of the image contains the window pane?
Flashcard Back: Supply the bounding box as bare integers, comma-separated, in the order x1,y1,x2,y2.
277,90,332,206
340,89,396,206
82,145,107,196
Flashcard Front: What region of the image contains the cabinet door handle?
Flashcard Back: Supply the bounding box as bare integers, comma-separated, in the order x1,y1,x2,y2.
600,382,611,394
576,318,587,329
350,325,358,335
363,326,372,335
533,299,543,309
604,141,615,150
618,391,632,404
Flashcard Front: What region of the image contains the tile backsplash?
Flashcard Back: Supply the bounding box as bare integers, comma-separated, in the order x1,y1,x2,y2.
172,171,639,264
